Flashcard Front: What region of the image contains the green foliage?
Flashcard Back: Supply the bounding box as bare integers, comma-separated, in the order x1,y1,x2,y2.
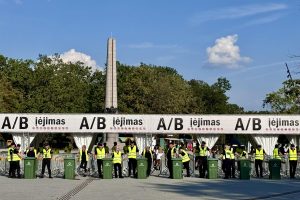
263,79,300,113
0,54,243,114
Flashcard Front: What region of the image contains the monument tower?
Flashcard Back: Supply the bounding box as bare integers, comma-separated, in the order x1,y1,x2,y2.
105,37,118,146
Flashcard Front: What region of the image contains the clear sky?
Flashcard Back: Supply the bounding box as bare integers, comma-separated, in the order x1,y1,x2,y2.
0,0,300,111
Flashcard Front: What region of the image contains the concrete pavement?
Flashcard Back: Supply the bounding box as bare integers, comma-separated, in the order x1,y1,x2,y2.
0,175,299,200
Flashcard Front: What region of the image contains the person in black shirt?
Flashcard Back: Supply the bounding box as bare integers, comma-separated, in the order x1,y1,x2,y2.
167,142,175,178
79,145,89,176
12,144,22,178
143,146,153,177
26,145,37,158
8,143,15,178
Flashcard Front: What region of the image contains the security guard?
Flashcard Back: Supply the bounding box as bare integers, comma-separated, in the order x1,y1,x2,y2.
222,144,232,179
26,145,37,158
193,142,200,170
254,144,266,178
79,145,89,176
230,145,237,178
40,143,53,178
104,143,109,154
112,146,124,178
239,145,248,159
128,141,139,177
199,141,209,178
142,146,153,177
273,144,281,160
287,144,298,179
179,147,190,177
111,142,118,153
94,143,106,178
12,144,22,178
7,143,15,178
167,141,176,178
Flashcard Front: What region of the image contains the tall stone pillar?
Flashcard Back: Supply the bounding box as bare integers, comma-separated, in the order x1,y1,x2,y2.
105,37,118,147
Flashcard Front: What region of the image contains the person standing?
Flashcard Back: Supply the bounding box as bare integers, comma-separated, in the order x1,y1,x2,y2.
222,145,232,179
104,143,109,154
128,141,139,177
167,142,176,178
12,144,22,178
79,145,89,176
179,147,190,177
193,142,200,170
199,141,209,178
287,144,298,179
26,145,37,158
7,143,15,178
111,142,118,153
40,143,53,178
254,145,266,178
230,145,237,178
273,144,281,160
142,146,153,177
94,143,106,178
112,146,124,178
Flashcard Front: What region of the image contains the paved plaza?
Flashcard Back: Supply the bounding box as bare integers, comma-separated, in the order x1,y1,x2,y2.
0,175,299,200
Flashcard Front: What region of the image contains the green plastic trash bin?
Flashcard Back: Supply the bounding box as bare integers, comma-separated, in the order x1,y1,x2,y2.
269,159,281,179
103,158,113,179
24,157,36,179
64,158,75,179
172,158,183,179
239,159,251,180
137,158,148,179
207,158,218,179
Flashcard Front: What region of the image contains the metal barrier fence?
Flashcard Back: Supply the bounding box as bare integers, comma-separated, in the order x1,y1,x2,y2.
1,152,300,178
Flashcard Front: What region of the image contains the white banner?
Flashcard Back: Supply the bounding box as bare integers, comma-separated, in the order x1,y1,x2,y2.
0,114,299,134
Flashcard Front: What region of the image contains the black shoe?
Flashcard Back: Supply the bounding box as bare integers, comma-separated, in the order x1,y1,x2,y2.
120,176,124,178
40,175,44,178
49,176,53,179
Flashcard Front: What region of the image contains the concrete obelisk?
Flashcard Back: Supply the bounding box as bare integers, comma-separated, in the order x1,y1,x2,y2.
105,37,118,146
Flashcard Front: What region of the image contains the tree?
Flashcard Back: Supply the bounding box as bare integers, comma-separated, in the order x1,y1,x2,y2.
26,55,93,113
263,79,300,113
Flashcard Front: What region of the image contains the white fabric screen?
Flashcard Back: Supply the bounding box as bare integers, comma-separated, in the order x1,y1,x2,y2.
196,135,220,149
12,133,36,151
134,134,155,153
72,133,94,150
286,135,298,146
252,135,278,156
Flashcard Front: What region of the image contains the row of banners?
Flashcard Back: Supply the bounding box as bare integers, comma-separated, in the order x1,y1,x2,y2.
0,114,299,134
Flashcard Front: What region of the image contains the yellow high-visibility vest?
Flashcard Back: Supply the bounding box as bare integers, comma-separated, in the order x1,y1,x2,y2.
128,146,137,159
230,148,235,160
289,149,297,161
240,151,248,159
273,148,281,159
43,149,52,159
96,148,105,159
199,147,207,156
12,150,21,161
80,149,89,161
113,152,122,164
171,147,175,158
223,149,231,159
7,147,13,161
255,149,264,160
181,150,190,163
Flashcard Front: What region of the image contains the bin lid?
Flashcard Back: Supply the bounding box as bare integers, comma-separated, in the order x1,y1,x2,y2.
102,158,113,161
171,158,182,160
24,157,36,160
207,158,218,161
